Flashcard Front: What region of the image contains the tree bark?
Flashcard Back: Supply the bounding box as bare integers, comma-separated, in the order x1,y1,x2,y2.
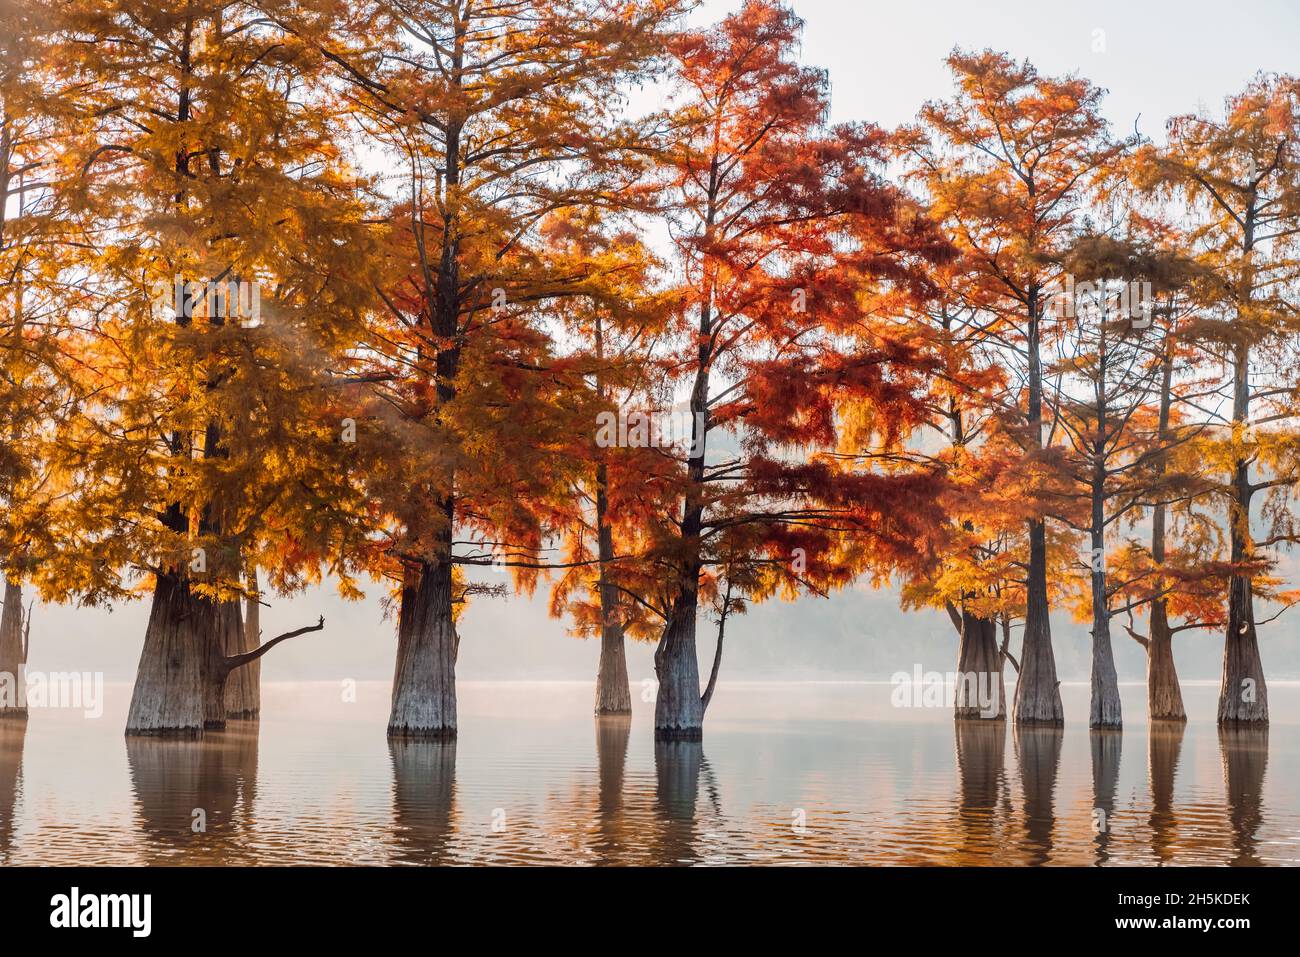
1220,563,1268,724
955,609,1005,719
1217,209,1267,725
593,461,630,715
388,557,458,738
0,580,27,717
128,572,320,737
1144,353,1186,722
595,622,631,716
224,566,261,718
1015,292,1064,725
654,591,704,740
1016,521,1064,725
1088,564,1122,729
1146,600,1186,722
126,573,215,736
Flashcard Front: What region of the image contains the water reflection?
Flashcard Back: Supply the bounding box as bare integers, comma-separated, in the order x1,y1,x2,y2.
1090,730,1122,864
126,720,259,863
0,717,26,860
1147,722,1185,864
592,716,630,864
1015,726,1063,865
2,682,1296,865
954,718,1008,859
388,738,457,864
654,739,704,864
1219,726,1269,867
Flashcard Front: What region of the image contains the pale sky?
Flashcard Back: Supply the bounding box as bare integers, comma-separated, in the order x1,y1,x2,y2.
22,0,1300,690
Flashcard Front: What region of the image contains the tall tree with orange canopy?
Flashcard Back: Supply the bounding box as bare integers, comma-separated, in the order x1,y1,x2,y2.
899,50,1125,725
648,0,951,739
285,0,687,737
1133,74,1300,726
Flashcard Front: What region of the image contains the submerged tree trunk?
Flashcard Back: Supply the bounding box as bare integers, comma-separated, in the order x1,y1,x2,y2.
654,590,704,740
1016,520,1064,725
1220,571,1268,724
127,573,215,736
593,461,630,715
128,572,321,737
389,557,458,738
595,622,631,716
1015,296,1063,726
224,567,261,718
1220,342,1268,724
954,608,1005,719
1142,355,1186,723
0,580,27,717
1145,600,1185,721
1089,532,1121,730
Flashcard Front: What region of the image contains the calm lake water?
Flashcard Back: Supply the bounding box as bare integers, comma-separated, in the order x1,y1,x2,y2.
1,679,1297,865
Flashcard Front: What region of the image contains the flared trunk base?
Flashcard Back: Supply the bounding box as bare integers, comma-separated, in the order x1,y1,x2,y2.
654,602,703,740
388,561,459,739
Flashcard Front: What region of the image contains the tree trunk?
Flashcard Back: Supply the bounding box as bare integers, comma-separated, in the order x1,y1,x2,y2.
1220,571,1268,724
219,600,252,718
1145,351,1185,722
595,622,631,716
1015,521,1064,725
1088,571,1122,729
0,580,26,717
1016,292,1063,725
1146,600,1185,722
224,567,261,718
1218,225,1267,726
654,590,704,740
388,558,458,738
955,609,1005,719
593,462,630,715
126,573,218,737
